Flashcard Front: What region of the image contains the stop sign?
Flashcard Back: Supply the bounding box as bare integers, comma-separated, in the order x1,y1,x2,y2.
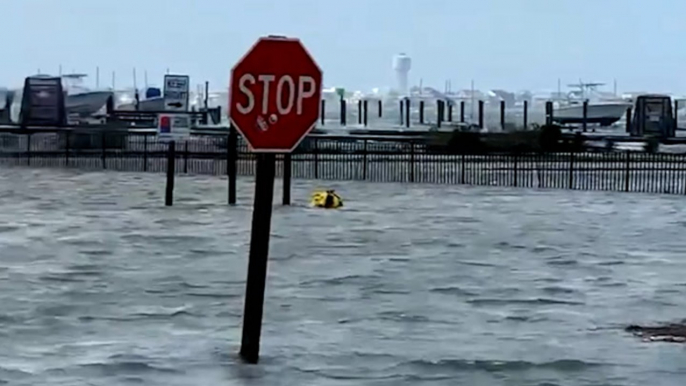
229,36,323,152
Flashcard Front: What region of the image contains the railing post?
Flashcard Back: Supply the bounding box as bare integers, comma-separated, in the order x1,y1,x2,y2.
523,100,528,129
313,138,319,179
228,127,237,205
65,131,70,167
143,135,148,172
183,141,189,173
568,151,575,189
320,99,325,126
101,132,107,169
460,153,466,184
513,153,518,187
362,139,368,180
409,141,415,183
165,141,176,206
624,151,631,192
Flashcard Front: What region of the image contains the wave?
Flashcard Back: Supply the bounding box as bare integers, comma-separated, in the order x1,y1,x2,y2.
430,286,479,296
300,274,382,287
397,358,602,373
467,298,584,306
77,360,179,375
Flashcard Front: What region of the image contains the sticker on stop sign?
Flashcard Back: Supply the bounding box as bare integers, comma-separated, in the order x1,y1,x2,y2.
229,36,322,153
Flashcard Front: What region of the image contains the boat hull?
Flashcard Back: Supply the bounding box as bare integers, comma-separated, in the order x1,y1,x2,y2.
66,91,114,117
116,97,165,111
553,102,631,126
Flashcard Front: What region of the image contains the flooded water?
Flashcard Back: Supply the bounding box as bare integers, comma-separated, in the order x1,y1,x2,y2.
1,167,686,386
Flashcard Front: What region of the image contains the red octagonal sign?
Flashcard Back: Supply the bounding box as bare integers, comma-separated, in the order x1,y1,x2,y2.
229,36,323,153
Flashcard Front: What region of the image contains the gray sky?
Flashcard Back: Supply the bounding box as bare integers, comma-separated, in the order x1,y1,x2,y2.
3,0,685,93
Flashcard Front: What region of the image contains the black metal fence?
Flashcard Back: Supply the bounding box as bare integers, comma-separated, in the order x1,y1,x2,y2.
1,129,686,195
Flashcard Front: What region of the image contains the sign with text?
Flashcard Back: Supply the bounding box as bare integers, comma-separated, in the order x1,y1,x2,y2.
229,36,322,152
157,113,191,142
163,74,190,112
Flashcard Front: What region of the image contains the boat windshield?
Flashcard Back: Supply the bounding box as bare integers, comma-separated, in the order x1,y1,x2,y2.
61,74,89,93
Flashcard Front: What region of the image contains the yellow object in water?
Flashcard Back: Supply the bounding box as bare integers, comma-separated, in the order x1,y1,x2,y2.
311,190,343,209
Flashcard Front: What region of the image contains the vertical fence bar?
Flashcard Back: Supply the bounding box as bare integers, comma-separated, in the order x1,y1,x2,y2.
143,135,148,172
460,101,465,123
448,101,453,122
568,151,575,189
101,132,107,169
624,151,631,192
478,100,484,128
314,138,319,179
320,99,325,126
513,153,518,187
378,99,382,118
26,133,31,166
183,141,189,173
523,100,528,129
460,153,466,184
409,141,415,182
419,101,424,124
282,153,291,205
362,139,368,180
65,131,70,167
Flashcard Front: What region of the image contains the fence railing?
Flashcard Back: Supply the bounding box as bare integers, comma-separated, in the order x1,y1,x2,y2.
1,129,686,195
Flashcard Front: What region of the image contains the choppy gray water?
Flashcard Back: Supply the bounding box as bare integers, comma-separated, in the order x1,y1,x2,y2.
1,168,686,386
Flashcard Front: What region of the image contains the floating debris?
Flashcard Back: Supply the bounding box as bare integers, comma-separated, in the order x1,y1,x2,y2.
626,323,686,343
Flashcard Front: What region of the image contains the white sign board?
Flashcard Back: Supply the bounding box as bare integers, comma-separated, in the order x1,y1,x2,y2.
157,113,191,143
163,75,190,112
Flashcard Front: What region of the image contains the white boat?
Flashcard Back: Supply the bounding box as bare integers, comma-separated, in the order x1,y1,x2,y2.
61,73,114,117
553,82,632,126
116,86,167,111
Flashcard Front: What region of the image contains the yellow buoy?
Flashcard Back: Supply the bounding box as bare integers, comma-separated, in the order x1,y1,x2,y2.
311,190,343,209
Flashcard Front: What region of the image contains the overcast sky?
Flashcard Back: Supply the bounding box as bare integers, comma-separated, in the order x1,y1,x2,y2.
3,0,685,94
